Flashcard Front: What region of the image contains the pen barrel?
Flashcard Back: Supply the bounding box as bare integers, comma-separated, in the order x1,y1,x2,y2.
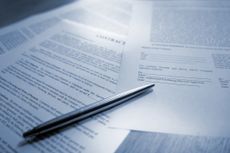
23,83,154,138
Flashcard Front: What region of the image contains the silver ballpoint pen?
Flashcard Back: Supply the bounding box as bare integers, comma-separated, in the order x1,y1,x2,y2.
23,83,154,139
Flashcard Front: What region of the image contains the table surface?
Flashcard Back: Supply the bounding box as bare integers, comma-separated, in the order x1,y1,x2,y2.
1,1,229,153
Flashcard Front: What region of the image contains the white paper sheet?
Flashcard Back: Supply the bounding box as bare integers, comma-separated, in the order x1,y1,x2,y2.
0,0,133,56
110,1,230,137
0,21,128,153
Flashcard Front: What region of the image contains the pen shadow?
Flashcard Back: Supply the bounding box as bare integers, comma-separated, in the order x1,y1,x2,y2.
18,89,153,147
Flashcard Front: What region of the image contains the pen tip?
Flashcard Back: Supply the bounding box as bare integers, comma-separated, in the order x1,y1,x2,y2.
18,136,35,147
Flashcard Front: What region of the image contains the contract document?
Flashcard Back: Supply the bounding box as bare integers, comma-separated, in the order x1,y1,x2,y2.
110,1,230,137
0,0,132,56
0,21,128,153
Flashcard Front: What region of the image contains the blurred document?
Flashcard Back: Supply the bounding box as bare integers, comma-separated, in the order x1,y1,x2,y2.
0,0,132,56
0,21,128,153
116,131,230,153
110,1,230,137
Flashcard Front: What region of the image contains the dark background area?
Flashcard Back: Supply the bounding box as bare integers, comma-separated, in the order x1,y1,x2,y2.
0,0,76,28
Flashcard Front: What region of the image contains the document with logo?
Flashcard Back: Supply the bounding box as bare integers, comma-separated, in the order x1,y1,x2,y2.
0,21,128,153
110,1,230,137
